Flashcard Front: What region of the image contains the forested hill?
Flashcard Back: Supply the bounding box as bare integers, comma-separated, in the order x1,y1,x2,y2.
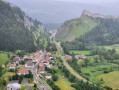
55,10,119,43
0,0,49,52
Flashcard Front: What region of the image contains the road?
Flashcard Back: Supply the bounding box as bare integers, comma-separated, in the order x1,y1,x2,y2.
32,50,49,90
53,38,87,82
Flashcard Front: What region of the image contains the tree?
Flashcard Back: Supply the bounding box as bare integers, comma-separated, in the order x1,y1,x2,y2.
3,80,6,85
34,84,37,88
52,75,58,81
84,59,89,66
0,65,3,77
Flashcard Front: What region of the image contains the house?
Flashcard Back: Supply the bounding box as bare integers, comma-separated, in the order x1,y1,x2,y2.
39,62,44,67
40,66,45,71
45,55,50,61
43,60,50,64
9,62,16,69
33,51,42,62
47,52,51,56
45,64,52,68
75,54,85,59
23,55,28,60
45,73,52,79
18,69,29,75
25,61,34,67
39,62,45,71
65,55,72,60
7,83,21,90
13,55,21,61
39,71,46,75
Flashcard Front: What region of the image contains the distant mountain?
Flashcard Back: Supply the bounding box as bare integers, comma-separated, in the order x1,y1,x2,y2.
56,10,119,45
5,0,119,23
0,0,49,52
44,23,61,31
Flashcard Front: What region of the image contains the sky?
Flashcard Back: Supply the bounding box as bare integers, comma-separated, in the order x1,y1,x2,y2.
55,0,118,3
6,0,119,23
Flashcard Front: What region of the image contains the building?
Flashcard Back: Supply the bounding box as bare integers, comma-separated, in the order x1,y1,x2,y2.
13,55,21,61
39,71,46,75
25,61,34,67
47,52,51,56
7,83,21,90
45,73,52,79
9,62,16,69
75,54,85,59
65,55,72,60
39,62,44,67
18,69,29,75
45,55,50,61
39,62,45,71
43,60,50,64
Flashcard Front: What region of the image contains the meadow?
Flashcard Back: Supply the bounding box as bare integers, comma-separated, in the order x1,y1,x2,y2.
69,50,90,55
0,54,10,65
21,85,28,90
55,77,75,90
96,71,119,89
103,44,119,54
80,62,119,83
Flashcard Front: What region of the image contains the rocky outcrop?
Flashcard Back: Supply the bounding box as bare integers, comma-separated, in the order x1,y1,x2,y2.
82,10,114,19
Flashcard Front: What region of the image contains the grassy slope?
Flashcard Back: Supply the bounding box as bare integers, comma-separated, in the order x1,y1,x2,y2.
96,71,119,89
103,44,119,54
55,78,75,90
57,16,98,41
0,53,10,65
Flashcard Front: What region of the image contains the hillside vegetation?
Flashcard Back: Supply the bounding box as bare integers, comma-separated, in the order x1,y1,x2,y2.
56,16,98,41
0,0,49,52
56,10,119,45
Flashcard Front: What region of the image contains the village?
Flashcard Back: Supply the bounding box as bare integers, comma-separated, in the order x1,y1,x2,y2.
6,50,56,90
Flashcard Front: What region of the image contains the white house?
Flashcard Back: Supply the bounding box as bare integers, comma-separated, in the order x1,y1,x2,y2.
45,73,52,79
7,83,21,90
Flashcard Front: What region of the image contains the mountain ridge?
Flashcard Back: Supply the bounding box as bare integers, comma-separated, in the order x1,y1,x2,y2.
55,10,119,42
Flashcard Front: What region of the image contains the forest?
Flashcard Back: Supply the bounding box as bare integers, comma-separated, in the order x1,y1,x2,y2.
0,0,49,52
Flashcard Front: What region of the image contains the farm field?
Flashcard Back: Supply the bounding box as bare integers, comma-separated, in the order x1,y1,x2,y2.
103,44,119,54
96,71,119,89
81,62,118,83
55,77,75,90
69,50,90,55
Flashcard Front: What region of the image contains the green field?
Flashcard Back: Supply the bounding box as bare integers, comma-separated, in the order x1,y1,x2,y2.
55,77,75,90
0,54,10,65
81,62,118,83
103,44,119,54
18,66,26,69
69,50,90,55
21,85,28,90
96,71,119,89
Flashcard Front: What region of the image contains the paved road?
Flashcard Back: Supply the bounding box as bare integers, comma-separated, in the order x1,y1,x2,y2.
32,50,49,90
54,38,87,82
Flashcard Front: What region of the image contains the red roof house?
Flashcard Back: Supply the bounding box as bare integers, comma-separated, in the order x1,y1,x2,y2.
18,69,29,75
75,54,85,59
66,55,72,60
